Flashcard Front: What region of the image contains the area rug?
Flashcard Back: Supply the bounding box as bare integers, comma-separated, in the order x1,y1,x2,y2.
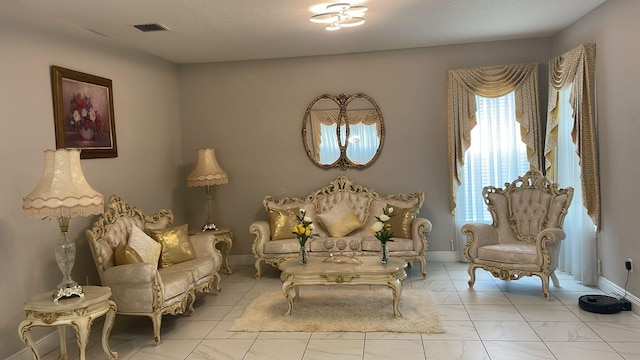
229,288,445,333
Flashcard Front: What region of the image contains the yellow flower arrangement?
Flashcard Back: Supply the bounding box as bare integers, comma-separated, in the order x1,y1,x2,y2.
292,209,317,246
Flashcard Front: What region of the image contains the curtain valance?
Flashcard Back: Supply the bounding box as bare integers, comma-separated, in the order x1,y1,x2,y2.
447,63,541,213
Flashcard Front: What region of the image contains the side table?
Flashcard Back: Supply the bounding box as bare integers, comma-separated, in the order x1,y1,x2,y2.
208,226,233,274
18,286,117,360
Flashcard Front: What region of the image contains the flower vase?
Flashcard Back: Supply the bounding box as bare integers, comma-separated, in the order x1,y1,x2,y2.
79,127,94,140
380,243,389,264
299,245,308,265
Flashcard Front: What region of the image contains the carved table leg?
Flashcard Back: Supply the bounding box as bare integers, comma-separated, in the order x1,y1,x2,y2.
102,300,118,359
18,320,41,360
387,280,403,318
58,326,68,360
282,281,295,316
70,319,89,360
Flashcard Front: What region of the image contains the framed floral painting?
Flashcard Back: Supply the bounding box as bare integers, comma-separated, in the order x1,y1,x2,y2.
51,66,118,158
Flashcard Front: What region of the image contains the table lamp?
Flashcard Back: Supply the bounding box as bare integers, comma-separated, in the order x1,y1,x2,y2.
23,149,104,302
186,148,228,231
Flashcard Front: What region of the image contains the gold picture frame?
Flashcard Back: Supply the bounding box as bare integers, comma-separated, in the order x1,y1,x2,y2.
51,66,118,159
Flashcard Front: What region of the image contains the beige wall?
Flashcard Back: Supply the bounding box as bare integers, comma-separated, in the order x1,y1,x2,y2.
0,11,182,359
551,0,640,298
177,39,553,261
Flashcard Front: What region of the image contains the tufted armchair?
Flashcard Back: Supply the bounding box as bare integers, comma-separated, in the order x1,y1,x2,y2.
462,170,573,299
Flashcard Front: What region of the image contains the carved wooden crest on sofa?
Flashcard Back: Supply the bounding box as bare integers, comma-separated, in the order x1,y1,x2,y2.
462,170,574,299
250,176,432,278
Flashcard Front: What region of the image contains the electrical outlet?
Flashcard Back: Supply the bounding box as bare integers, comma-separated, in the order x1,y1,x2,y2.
625,258,633,273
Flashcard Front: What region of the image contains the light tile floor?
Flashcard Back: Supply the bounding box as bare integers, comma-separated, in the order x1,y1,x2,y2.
42,262,640,360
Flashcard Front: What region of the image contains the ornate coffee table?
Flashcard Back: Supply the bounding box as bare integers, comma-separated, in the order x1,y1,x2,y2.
279,256,407,317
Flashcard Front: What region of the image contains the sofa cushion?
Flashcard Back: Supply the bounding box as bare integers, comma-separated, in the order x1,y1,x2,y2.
387,207,417,238
114,243,144,265
318,202,362,237
477,243,538,264
158,270,194,301
264,238,300,254
268,207,300,240
361,236,415,252
150,224,196,268
159,257,214,286
128,224,162,267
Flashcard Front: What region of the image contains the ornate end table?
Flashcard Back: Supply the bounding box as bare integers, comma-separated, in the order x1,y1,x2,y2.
18,286,117,360
208,226,233,274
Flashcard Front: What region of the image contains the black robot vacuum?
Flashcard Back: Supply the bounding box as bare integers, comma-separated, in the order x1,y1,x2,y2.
578,294,621,314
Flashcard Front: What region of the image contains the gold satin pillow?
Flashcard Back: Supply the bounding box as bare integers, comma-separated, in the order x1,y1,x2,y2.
387,207,417,238
269,207,300,240
318,202,362,237
149,224,195,267
114,243,144,266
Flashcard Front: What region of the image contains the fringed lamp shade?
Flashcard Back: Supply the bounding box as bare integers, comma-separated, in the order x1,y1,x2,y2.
187,148,227,231
23,149,104,219
22,148,104,302
187,148,228,187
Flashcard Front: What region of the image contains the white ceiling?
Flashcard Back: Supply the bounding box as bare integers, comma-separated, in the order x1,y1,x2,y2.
5,0,606,64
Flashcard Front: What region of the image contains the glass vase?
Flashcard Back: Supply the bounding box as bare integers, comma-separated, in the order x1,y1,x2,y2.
380,243,389,264
299,244,308,264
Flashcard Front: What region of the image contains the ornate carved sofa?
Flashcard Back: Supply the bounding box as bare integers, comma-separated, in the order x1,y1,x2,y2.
86,195,222,344
462,170,573,299
250,176,432,278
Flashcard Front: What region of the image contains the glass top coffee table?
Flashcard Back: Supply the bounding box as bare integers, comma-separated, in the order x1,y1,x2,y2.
279,256,407,318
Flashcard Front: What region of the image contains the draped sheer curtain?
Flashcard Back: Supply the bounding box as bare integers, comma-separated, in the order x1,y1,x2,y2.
556,86,597,285
455,93,531,258
545,44,599,285
447,63,541,259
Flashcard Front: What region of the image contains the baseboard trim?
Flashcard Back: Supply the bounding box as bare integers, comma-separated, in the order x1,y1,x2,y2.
8,329,59,360
598,276,640,315
425,251,460,263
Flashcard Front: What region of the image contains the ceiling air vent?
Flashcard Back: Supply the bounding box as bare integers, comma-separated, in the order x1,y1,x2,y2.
133,23,170,32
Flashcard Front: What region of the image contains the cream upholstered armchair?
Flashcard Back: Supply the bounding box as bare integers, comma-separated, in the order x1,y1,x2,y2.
462,170,573,299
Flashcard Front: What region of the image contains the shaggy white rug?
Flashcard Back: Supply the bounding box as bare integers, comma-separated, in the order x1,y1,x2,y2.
229,287,445,333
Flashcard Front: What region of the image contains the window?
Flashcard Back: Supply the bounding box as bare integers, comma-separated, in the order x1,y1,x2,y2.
457,92,530,223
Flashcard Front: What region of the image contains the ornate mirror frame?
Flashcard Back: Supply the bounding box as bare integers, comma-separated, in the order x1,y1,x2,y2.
302,93,385,170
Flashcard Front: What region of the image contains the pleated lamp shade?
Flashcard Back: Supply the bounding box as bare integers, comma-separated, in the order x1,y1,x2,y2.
187,148,228,187
23,149,104,219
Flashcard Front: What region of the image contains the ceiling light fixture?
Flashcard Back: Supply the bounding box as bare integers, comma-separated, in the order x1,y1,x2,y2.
310,2,368,31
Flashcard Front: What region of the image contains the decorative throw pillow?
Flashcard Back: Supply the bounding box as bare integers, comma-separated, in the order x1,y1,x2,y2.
114,243,144,266
387,207,417,238
128,224,162,267
318,202,362,237
149,224,195,268
269,207,300,240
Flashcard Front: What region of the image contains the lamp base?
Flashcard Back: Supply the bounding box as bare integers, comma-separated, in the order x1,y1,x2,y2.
53,284,84,303
202,223,219,231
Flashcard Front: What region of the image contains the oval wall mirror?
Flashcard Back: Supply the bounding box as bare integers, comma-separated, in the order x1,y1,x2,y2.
302,93,384,170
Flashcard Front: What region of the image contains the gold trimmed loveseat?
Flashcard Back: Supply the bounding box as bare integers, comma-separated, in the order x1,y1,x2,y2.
250,176,432,278
86,195,222,344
